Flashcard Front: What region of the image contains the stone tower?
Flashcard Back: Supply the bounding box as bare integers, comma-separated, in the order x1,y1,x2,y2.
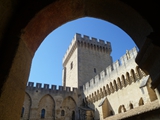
62,33,112,88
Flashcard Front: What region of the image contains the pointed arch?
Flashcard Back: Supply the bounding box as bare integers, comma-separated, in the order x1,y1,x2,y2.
130,69,136,82
118,105,122,113
22,92,31,119
62,96,77,119
117,77,122,89
126,72,131,85
106,84,110,95
121,75,126,87
100,88,104,98
38,94,55,119
139,97,144,106
110,82,114,93
136,66,143,79
103,86,107,96
113,80,118,91
129,103,134,109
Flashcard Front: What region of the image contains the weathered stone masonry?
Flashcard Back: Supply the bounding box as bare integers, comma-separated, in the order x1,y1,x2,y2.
22,33,160,120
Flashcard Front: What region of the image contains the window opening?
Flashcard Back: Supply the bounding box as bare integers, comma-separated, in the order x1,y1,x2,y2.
41,109,45,118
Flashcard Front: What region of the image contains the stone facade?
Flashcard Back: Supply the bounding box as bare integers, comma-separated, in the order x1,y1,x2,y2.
21,33,160,120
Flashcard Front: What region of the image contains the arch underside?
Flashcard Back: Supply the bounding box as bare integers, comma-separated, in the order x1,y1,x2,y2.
0,1,158,120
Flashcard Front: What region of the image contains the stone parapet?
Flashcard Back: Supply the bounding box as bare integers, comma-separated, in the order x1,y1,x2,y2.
83,47,138,92
26,82,78,93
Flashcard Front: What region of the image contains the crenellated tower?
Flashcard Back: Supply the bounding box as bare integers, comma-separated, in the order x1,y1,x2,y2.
62,33,112,88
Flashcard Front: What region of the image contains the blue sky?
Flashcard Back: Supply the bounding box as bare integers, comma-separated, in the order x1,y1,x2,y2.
28,17,137,87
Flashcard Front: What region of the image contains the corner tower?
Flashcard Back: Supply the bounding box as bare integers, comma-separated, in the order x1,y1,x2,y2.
62,33,113,88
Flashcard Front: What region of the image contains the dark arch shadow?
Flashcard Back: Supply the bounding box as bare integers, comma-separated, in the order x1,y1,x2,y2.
0,1,155,120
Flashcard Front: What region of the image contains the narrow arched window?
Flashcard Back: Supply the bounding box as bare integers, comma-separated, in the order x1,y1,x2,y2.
41,109,45,118
72,111,75,120
21,107,24,117
61,110,65,116
94,68,96,73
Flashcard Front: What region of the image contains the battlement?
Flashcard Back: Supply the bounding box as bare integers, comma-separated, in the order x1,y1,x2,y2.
75,33,111,47
83,47,138,92
63,33,112,65
26,82,78,92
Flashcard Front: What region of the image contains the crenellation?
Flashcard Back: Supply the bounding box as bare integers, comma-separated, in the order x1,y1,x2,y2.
106,65,112,75
66,87,70,92
100,70,106,80
113,60,120,70
90,78,95,87
95,74,100,83
63,33,112,64
83,47,138,93
26,82,77,93
59,86,64,91
36,83,42,89
99,39,105,44
27,82,34,87
73,88,78,92
85,82,89,90
83,35,90,40
51,85,57,90
91,37,97,42
44,84,49,89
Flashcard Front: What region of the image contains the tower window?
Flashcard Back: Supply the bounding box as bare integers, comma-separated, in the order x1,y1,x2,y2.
41,109,45,118
70,62,73,70
94,68,96,73
21,107,24,117
61,110,65,116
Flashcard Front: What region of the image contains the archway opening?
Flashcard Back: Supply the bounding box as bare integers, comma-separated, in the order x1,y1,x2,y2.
28,17,137,87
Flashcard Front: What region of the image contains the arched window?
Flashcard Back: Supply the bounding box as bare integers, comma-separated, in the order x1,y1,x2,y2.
129,103,133,109
117,77,122,89
130,69,136,82
121,75,126,87
139,97,144,106
21,107,24,117
72,111,75,120
126,72,131,85
41,109,45,118
61,110,65,116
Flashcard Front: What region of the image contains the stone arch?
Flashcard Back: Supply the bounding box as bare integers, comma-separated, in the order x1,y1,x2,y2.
103,86,107,96
139,97,144,106
117,77,122,89
126,72,131,85
118,105,126,113
113,80,118,91
0,1,155,119
97,89,100,100
94,91,98,101
92,93,94,102
121,75,126,87
110,82,114,93
106,84,110,95
100,88,104,98
118,105,122,113
38,94,55,119
135,66,143,79
21,92,31,120
129,103,134,109
61,96,77,120
130,69,136,82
